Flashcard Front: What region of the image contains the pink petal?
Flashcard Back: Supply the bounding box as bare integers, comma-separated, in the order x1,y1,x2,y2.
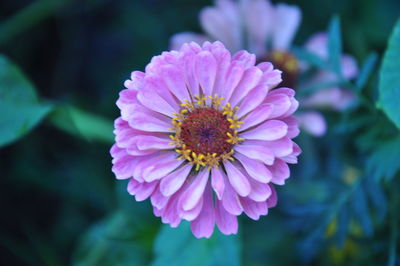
143,156,183,182
235,143,275,165
240,120,288,141
210,47,232,97
231,50,256,69
136,135,172,150
151,188,169,210
282,116,300,138
211,167,226,200
179,169,210,211
268,159,290,185
267,184,278,208
127,179,158,201
219,61,245,101
240,104,273,131
271,4,302,50
200,2,241,52
240,197,268,220
228,67,263,106
264,93,291,119
190,185,215,238
137,87,177,117
124,71,145,90
110,145,138,180
305,32,328,58
296,111,327,137
194,51,217,96
160,65,191,101
222,178,243,215
160,164,193,197
341,54,358,79
242,0,273,56
215,199,238,235
248,178,272,202
224,161,251,197
236,84,269,118
235,152,272,183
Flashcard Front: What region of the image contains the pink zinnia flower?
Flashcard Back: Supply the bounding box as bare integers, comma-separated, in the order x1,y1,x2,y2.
111,41,301,238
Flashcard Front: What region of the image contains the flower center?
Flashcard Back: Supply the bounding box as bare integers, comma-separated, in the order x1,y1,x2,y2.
258,50,299,88
169,95,244,170
180,107,233,155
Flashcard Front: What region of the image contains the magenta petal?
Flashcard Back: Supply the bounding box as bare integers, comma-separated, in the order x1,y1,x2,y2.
169,32,211,51
190,186,215,238
224,161,251,197
211,167,226,200
264,93,291,119
222,178,243,215
161,65,191,101
264,137,294,157
268,159,290,185
137,87,177,117
179,191,204,221
282,116,300,138
240,104,273,131
127,179,158,201
240,120,288,141
136,135,172,150
111,145,138,180
151,188,169,210
236,84,269,118
235,152,272,183
235,143,275,165
240,197,268,220
248,178,272,202
267,184,278,208
180,169,210,211
220,61,245,101
143,156,183,182
215,199,238,235
195,51,217,96
228,67,263,106
160,164,193,197
296,111,327,137
232,50,256,69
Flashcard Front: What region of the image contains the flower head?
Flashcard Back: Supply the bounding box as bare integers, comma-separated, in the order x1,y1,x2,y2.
111,41,301,238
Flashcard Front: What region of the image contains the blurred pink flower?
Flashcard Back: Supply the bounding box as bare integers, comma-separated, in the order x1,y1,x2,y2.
302,32,358,111
170,0,359,137
111,41,301,238
170,0,301,57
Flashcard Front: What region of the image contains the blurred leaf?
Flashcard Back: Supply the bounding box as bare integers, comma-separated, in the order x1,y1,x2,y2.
379,18,400,129
292,47,328,70
0,55,52,147
73,211,150,266
49,105,114,144
366,136,400,181
328,15,343,77
152,222,241,266
350,185,373,236
355,52,378,90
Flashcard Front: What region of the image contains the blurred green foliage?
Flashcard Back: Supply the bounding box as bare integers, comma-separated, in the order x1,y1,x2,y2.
1,0,400,265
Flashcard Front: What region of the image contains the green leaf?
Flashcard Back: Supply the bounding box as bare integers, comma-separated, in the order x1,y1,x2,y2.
151,222,241,266
366,136,400,181
49,105,114,144
355,52,378,91
292,47,328,70
73,211,150,266
327,15,343,77
378,19,400,129
0,55,52,147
